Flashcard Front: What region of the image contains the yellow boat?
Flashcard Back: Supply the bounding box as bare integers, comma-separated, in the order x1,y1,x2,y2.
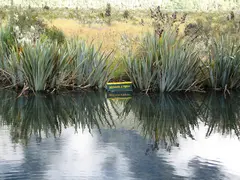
106,82,133,92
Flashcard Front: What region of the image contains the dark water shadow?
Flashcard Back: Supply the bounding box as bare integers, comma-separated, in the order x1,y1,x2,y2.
0,90,115,144
1,90,240,148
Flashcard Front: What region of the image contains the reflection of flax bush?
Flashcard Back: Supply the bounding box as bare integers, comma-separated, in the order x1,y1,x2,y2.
0,90,114,144
121,93,199,149
200,92,240,138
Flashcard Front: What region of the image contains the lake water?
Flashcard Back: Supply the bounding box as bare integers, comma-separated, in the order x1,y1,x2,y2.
0,90,240,180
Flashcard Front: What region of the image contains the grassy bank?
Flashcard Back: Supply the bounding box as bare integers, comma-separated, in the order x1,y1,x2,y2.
0,7,239,94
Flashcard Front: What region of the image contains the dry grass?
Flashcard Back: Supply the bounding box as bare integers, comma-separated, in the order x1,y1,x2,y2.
47,19,152,53
46,19,152,79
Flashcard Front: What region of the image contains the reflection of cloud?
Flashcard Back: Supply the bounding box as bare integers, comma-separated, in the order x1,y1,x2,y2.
44,128,133,180
0,126,24,174
0,127,133,179
157,121,240,179
0,126,23,161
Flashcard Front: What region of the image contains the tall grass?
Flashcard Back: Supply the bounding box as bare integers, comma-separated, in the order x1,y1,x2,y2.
0,26,21,87
64,40,114,89
157,32,200,92
0,37,115,92
1,26,240,93
205,35,240,90
20,42,60,91
124,30,201,92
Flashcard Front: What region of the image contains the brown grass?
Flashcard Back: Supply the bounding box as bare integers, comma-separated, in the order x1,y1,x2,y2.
47,19,152,53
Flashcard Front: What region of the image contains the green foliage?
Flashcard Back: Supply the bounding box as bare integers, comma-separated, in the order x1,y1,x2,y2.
0,35,115,92
63,40,115,89
0,26,19,86
123,10,130,19
43,26,65,44
12,8,46,32
124,53,157,92
0,26,16,52
157,31,200,92
205,35,240,90
124,30,201,92
105,3,111,17
19,42,60,91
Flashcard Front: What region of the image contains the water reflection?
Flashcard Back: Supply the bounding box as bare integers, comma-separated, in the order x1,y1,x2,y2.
200,92,240,138
118,93,200,153
1,91,240,146
0,91,240,179
0,91,114,144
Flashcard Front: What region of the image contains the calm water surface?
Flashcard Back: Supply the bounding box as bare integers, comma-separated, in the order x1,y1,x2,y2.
0,91,240,180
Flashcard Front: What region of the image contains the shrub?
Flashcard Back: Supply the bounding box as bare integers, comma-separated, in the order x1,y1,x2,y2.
0,26,16,52
124,53,158,92
12,9,46,33
150,7,187,37
158,32,200,92
105,3,111,17
123,10,129,19
43,26,65,44
43,5,50,10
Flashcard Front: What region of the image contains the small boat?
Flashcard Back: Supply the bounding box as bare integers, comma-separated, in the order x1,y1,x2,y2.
106,82,133,92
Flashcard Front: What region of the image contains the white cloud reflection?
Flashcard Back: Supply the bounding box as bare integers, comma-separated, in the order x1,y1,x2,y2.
44,128,134,180
157,121,240,179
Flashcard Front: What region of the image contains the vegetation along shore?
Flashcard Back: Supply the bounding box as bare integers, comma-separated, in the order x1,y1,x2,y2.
0,4,239,94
